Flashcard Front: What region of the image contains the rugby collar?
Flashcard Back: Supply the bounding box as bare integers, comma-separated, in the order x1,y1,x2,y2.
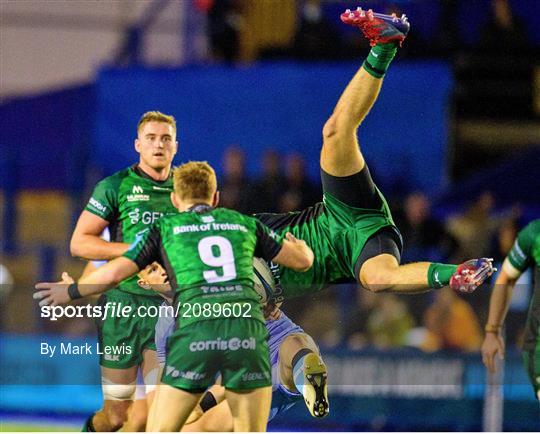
132,164,171,184
187,204,214,214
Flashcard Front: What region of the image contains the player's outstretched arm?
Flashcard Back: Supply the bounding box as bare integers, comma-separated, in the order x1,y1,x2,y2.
70,211,130,260
272,232,314,272
481,262,519,373
34,257,140,306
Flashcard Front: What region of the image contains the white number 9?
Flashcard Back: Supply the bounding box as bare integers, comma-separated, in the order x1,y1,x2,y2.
198,236,237,283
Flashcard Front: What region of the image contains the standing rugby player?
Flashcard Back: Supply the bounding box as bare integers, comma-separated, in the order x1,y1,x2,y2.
69,111,178,431
35,161,314,431
482,219,540,400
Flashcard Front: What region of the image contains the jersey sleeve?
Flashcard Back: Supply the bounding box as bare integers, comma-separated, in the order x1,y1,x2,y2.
123,225,162,270
254,220,282,262
85,178,118,221
507,221,536,272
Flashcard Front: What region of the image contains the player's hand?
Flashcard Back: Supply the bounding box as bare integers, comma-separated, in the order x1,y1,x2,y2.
33,272,74,307
263,301,282,320
285,231,299,242
481,332,505,373
450,258,496,293
285,232,308,247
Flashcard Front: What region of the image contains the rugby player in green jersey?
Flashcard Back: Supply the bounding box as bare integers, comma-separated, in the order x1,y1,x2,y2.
68,111,178,431
35,161,314,431
482,219,540,400
255,8,495,301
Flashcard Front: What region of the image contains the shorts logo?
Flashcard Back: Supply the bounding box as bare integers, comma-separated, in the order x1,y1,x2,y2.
89,197,107,214
127,185,150,202
104,354,120,362
242,372,268,381
166,365,206,380
189,337,256,352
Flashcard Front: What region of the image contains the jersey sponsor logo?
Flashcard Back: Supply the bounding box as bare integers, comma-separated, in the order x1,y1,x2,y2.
127,209,164,225
127,185,150,202
188,337,256,352
142,211,164,225
202,215,215,223
173,222,248,234
165,365,206,380
201,284,243,294
89,197,107,214
129,208,140,224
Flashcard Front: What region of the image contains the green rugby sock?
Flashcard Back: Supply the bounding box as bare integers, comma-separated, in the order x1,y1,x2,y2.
427,263,458,288
362,43,398,79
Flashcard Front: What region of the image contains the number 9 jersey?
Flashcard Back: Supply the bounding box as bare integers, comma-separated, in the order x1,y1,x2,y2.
123,204,282,326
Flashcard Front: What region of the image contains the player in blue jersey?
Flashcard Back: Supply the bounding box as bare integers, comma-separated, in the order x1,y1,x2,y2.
153,304,328,431
142,260,329,430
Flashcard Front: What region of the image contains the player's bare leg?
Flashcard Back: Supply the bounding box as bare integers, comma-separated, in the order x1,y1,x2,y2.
278,333,329,417
90,366,138,431
120,350,158,431
225,386,272,432
321,65,379,176
182,397,234,432
321,9,408,177
146,384,202,432
323,8,494,294
121,398,147,432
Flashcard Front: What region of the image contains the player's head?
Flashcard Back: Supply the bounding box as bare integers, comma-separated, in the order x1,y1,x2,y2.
135,111,178,171
171,161,219,211
137,262,169,292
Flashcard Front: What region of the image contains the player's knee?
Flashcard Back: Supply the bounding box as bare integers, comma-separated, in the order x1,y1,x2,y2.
104,402,131,430
359,254,400,292
102,381,136,401
322,115,339,140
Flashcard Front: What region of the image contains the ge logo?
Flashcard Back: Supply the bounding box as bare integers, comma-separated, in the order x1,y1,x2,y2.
129,208,140,224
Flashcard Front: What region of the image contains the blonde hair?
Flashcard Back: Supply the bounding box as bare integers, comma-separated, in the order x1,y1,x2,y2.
137,111,177,135
173,161,217,202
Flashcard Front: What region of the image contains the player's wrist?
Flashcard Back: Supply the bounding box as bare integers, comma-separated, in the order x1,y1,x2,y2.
68,283,82,300
484,324,502,334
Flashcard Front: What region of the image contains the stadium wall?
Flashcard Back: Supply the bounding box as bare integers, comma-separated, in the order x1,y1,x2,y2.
94,61,452,196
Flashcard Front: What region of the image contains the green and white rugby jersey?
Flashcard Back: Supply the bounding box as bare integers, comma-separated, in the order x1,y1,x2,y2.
124,205,282,326
256,189,401,299
85,165,177,296
506,219,540,351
